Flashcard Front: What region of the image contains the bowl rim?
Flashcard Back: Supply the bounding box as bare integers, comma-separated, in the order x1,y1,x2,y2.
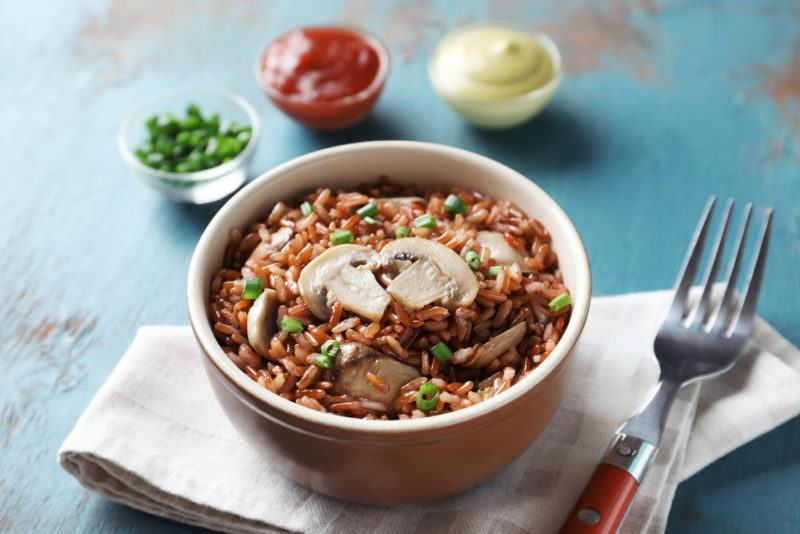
253,26,390,109
187,140,591,436
118,87,261,183
427,23,563,106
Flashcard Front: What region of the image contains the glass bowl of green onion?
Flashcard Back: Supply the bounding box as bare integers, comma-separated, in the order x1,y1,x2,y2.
118,88,260,204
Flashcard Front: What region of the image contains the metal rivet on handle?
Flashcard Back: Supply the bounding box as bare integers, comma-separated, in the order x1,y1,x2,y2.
577,507,601,525
616,444,635,457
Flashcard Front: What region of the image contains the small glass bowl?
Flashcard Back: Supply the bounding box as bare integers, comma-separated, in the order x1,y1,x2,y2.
118,88,261,204
254,27,390,131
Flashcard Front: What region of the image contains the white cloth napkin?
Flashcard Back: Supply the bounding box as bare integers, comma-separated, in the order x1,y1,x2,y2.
58,289,800,534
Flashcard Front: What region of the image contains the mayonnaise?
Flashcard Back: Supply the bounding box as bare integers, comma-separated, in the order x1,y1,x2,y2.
431,26,556,102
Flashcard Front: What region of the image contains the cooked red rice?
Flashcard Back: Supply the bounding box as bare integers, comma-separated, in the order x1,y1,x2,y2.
208,180,571,420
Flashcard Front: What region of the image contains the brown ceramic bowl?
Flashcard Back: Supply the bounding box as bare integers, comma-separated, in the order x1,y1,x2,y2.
187,141,591,505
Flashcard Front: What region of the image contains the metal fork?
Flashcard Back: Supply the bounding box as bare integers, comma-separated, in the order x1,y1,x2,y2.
561,197,773,534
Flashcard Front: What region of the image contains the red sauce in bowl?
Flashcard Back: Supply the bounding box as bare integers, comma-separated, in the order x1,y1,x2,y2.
256,27,389,130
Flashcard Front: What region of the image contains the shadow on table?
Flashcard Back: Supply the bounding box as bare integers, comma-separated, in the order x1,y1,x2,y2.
158,197,228,242
306,111,410,147
90,498,214,533
467,104,596,174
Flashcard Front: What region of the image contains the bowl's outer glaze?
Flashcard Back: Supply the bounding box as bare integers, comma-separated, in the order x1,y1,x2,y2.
187,141,591,504
201,336,575,504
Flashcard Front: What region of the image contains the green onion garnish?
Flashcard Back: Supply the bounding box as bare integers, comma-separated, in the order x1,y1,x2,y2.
242,278,262,300
330,230,353,246
444,194,468,215
416,383,439,411
363,216,378,226
136,105,249,175
300,201,313,217
413,213,436,228
465,250,481,271
396,226,410,238
321,339,340,358
356,203,378,218
280,316,304,333
431,342,453,363
548,293,573,312
314,355,334,369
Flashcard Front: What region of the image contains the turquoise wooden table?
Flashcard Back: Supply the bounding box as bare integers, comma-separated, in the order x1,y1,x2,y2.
1,0,798,532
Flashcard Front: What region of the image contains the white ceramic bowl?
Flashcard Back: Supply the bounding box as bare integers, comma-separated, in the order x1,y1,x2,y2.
187,141,591,504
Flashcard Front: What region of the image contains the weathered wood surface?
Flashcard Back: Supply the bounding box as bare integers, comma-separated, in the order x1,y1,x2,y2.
1,0,798,532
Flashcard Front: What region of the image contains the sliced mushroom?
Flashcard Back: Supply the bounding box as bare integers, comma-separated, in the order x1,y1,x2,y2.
249,227,294,261
380,237,479,309
476,231,531,273
333,342,421,409
298,244,390,322
384,258,452,311
465,322,527,368
374,196,426,207
247,288,279,357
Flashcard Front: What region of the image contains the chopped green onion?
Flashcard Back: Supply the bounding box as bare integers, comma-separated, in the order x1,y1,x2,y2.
175,131,191,147
396,226,410,238
280,316,304,333
146,152,165,166
321,339,340,358
431,342,453,363
242,278,262,300
363,216,378,226
444,194,468,215
416,383,439,411
330,230,353,246
300,201,313,217
135,104,250,176
314,355,334,369
487,265,502,278
413,213,436,228
548,293,573,312
204,136,218,156
356,203,378,218
183,114,202,130
465,250,481,271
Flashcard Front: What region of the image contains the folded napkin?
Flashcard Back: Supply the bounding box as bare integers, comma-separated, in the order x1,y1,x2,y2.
58,289,800,534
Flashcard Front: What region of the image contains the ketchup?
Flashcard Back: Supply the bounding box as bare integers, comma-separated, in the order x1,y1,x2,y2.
264,28,380,102
257,27,388,130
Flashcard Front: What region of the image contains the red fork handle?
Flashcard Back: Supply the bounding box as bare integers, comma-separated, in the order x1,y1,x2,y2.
560,434,658,534
560,463,639,534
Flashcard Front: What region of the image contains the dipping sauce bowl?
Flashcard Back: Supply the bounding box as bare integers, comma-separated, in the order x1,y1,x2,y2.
429,24,562,129
255,27,390,131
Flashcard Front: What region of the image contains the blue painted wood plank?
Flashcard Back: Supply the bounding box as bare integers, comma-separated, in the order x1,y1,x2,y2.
0,0,798,532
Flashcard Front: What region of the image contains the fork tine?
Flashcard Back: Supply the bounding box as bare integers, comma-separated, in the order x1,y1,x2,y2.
731,208,773,337
667,197,716,319
691,199,734,326
711,203,752,331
